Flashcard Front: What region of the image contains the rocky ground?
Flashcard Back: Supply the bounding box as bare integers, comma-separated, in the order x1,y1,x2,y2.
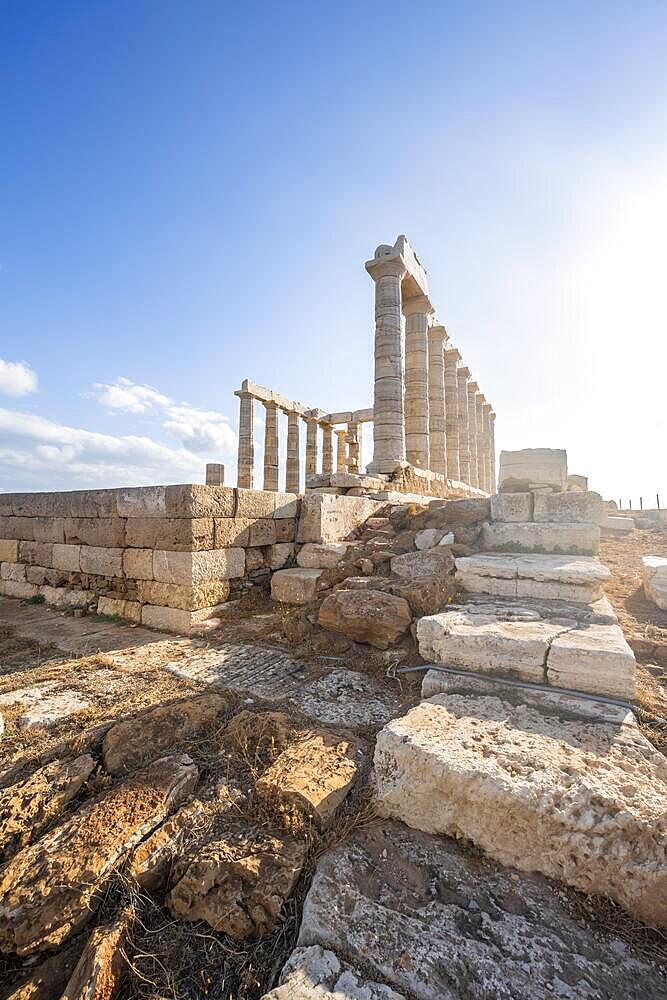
0,510,666,998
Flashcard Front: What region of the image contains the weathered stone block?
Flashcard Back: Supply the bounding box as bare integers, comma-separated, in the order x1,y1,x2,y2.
140,603,223,633
244,547,265,571
297,542,355,569
297,494,385,544
235,488,275,518
274,492,300,518
547,623,636,699
0,579,38,599
499,448,567,491
165,485,236,518
533,491,604,524
64,517,126,548
124,516,214,551
122,547,154,580
97,596,142,623
480,520,600,555
79,546,123,577
138,579,230,611
0,539,19,562
152,548,245,585
319,590,412,648
456,552,610,603
116,486,167,518
26,565,63,587
17,540,53,567
248,518,277,546
52,543,81,572
269,543,294,570
390,548,455,581
642,555,667,610
1,562,26,582
0,517,34,541
274,517,297,542
490,492,533,522
32,518,66,544
214,517,252,547
271,568,322,604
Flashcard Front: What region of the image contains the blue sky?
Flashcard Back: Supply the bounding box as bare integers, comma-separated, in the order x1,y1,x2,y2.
1,1,665,503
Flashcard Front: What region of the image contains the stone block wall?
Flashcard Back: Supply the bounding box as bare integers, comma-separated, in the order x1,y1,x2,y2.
0,485,299,633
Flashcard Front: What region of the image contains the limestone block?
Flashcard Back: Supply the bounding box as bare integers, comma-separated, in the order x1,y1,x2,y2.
318,590,412,648
17,541,53,567
26,565,62,587
416,611,568,683
374,694,667,929
390,548,455,581
0,539,18,561
438,531,455,546
52,543,81,572
152,548,245,585
490,492,533,522
274,493,300,519
165,485,236,518
214,517,252,548
296,542,354,569
97,596,142,623
79,545,123,577
297,494,385,544
601,515,635,533
414,528,443,550
32,517,66,543
271,568,322,604
124,516,214,551
248,518,277,546
330,473,386,490
269,543,294,570
297,820,664,1000
235,488,275,519
141,604,224,633
533,491,604,524
40,586,94,610
1,562,26,582
456,553,610,603
140,580,232,611
274,517,297,542
122,546,154,580
642,555,667,610
0,516,35,541
64,517,126,548
567,473,588,491
116,485,167,517
547,624,636,699
244,547,266,572
498,448,567,491
256,730,359,826
480,520,600,555
265,946,407,1000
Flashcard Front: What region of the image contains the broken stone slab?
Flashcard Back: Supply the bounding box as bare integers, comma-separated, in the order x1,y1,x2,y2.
414,528,443,550
0,682,92,730
600,515,635,533
547,623,636,700
490,492,533,522
102,693,229,774
271,567,323,604
390,547,455,580
60,908,131,1000
0,754,197,954
167,823,306,938
374,694,667,929
533,491,604,524
296,541,356,569
456,553,610,603
264,945,406,999
0,754,95,860
297,819,665,1000
498,448,567,492
291,670,397,728
163,642,307,701
480,520,600,556
642,555,667,610
318,589,412,649
256,729,359,827
389,574,453,617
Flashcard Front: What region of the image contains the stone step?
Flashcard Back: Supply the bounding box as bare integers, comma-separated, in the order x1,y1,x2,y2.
480,520,600,556
455,552,611,603
417,597,635,700
374,693,667,931
270,567,323,604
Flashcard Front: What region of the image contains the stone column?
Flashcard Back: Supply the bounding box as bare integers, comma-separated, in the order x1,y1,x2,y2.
455,363,470,484
346,421,360,475
366,258,407,474
444,348,460,481
305,417,318,478
488,410,497,493
206,463,224,486
475,393,487,493
403,294,433,470
320,421,334,475
236,390,254,489
427,323,448,477
482,403,493,493
263,400,279,491
285,411,301,494
467,381,480,489
335,429,348,472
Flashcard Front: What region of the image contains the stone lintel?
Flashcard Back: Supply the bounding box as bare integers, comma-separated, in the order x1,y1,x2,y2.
239,379,310,417
321,407,373,425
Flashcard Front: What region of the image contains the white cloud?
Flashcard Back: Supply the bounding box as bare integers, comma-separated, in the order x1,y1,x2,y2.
91,377,169,414
0,359,37,397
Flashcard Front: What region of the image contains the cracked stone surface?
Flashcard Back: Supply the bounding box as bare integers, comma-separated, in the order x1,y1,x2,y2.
290,669,398,728
298,820,665,1000
456,553,611,603
163,642,308,701
264,945,406,999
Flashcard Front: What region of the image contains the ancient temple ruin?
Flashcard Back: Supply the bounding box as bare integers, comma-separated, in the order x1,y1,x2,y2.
234,236,496,496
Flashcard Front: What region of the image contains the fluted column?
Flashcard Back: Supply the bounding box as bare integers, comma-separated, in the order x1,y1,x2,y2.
467,380,480,488
286,411,301,493
475,393,486,493
263,400,279,491
320,421,334,475
427,323,447,476
482,403,493,493
456,364,470,484
488,410,497,493
235,390,255,489
305,417,318,478
366,257,407,473
403,294,433,470
444,347,461,481
346,421,360,475
335,429,348,472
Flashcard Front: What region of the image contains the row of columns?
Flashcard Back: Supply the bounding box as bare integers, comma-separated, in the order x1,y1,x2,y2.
366,252,496,493
235,389,366,493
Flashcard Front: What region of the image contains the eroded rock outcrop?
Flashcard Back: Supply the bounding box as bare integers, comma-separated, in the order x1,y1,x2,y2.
60,908,132,1000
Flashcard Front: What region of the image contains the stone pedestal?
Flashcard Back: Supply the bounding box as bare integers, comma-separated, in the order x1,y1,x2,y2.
286,411,301,494
403,294,433,470
476,393,487,494
427,324,447,477
236,390,255,489
444,348,461,481
205,463,225,486
346,421,361,475
263,400,279,491
305,418,318,477
366,257,407,474
320,421,334,475
467,381,480,489
335,429,348,472
456,364,470,485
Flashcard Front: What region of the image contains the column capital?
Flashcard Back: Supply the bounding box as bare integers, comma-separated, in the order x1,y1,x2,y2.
457,365,471,379
468,380,480,393
476,392,487,405
445,346,462,364
234,388,255,400
482,401,493,414
402,293,434,318
429,322,448,340
365,256,407,282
